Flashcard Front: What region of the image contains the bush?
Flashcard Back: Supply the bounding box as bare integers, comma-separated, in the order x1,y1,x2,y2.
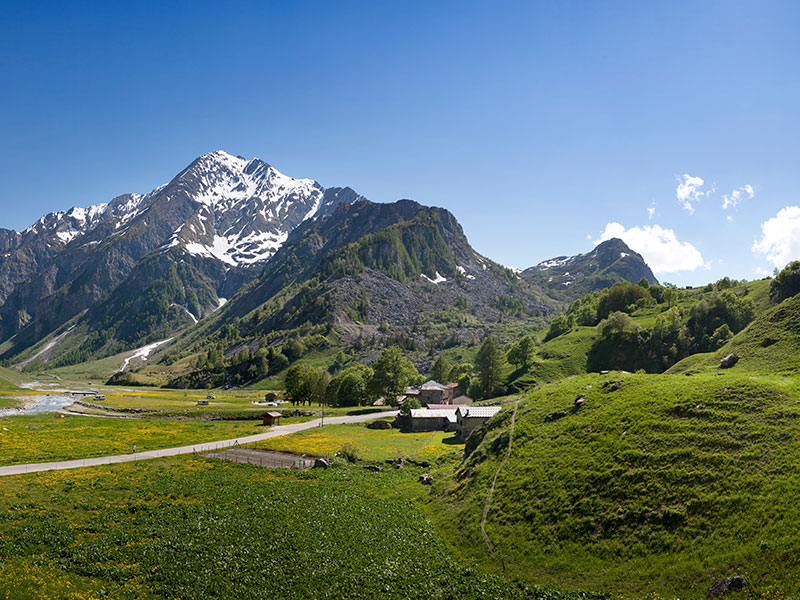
399,396,420,416
338,443,360,463
544,314,573,341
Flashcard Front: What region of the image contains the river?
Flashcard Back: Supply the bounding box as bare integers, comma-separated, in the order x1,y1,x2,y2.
0,394,77,415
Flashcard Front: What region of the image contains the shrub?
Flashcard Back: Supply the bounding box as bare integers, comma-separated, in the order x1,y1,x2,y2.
338,443,360,463
544,314,573,341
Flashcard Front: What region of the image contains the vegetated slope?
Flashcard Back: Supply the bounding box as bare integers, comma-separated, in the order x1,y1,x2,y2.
668,292,800,375
526,278,766,385
163,199,557,387
0,365,24,390
521,238,658,303
430,373,800,597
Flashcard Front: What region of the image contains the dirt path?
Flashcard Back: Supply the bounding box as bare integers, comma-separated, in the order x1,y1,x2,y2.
0,411,397,477
480,398,520,559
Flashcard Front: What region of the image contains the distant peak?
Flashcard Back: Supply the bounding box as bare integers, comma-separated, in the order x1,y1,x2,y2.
195,150,257,172
594,237,630,251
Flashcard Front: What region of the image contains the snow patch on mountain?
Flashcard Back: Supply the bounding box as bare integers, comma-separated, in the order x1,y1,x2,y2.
185,236,238,266
536,256,574,270
120,338,173,371
55,230,81,244
421,272,447,284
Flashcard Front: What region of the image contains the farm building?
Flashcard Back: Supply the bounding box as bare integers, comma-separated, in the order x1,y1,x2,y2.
196,398,209,406
408,408,457,432
262,411,283,426
455,405,502,440
417,380,459,406
264,392,279,402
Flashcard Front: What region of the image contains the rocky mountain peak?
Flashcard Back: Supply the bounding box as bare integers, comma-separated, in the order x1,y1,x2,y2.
522,238,658,301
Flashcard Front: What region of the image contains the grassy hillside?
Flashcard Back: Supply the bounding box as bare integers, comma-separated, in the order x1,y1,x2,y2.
669,292,800,375
0,365,24,408
0,365,22,390
429,372,800,597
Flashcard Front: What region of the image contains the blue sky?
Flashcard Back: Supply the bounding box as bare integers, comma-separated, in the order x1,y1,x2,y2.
1,0,798,286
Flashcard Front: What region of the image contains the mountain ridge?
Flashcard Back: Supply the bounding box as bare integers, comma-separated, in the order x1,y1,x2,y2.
0,151,659,373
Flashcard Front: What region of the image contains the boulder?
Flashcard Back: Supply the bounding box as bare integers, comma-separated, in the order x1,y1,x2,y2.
367,420,393,430
572,395,586,413
313,458,331,469
601,380,623,392
362,464,383,472
385,457,405,469
720,353,739,369
419,473,433,485
707,576,745,599
408,459,431,468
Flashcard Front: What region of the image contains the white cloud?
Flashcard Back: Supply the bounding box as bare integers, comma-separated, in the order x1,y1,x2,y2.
675,173,716,215
752,205,800,269
676,174,712,214
722,184,754,209
647,204,655,219
594,222,706,273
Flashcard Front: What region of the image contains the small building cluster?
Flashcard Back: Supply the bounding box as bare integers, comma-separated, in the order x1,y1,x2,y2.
401,379,502,440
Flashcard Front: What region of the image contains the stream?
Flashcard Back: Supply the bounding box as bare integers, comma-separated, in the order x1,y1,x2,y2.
0,394,77,416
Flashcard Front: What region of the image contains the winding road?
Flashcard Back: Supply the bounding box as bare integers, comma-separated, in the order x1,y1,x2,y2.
0,411,397,478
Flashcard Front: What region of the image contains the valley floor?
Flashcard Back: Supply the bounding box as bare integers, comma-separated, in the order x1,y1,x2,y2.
2,374,799,599
0,436,599,600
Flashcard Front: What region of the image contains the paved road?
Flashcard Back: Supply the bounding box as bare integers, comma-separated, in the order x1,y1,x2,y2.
0,411,397,477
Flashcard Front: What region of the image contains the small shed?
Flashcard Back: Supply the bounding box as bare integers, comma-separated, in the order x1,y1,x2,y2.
262,411,283,426
196,398,209,406
264,392,279,402
455,405,502,440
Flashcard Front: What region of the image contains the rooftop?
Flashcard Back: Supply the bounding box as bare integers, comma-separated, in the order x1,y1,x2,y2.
410,409,456,419
419,380,448,390
456,406,502,419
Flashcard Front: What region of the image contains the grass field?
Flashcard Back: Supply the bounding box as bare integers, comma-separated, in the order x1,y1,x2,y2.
59,387,388,421
252,421,463,462
0,456,602,600
0,414,267,465
430,371,800,598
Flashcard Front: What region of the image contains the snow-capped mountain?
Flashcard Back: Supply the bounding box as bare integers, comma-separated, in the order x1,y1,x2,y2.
158,151,330,266
0,151,360,353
